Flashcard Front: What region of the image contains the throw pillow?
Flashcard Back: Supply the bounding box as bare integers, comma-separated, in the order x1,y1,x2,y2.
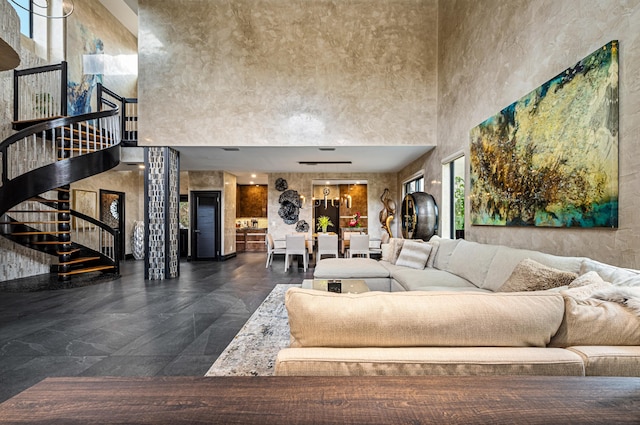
569,271,606,288
426,239,440,268
388,238,405,264
498,258,578,292
395,240,432,270
380,244,393,262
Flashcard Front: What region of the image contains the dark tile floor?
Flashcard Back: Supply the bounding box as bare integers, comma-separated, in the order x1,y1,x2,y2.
0,253,313,403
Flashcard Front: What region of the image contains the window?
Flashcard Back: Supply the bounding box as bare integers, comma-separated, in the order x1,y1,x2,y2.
8,0,33,38
441,154,465,239
403,175,424,196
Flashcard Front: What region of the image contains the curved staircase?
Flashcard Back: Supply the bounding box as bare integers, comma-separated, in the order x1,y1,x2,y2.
1,109,123,282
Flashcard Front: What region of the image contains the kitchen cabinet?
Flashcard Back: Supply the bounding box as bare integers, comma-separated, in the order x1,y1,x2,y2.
236,185,268,218
236,228,267,252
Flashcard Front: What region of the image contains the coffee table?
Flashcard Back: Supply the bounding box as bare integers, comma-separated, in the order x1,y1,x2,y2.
0,376,638,424
302,278,369,293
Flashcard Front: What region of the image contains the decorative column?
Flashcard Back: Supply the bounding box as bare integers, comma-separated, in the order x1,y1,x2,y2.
144,147,180,279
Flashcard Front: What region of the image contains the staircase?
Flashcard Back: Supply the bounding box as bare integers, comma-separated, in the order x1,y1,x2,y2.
1,62,130,282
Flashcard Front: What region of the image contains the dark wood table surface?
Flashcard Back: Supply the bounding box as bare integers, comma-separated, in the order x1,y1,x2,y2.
0,376,639,424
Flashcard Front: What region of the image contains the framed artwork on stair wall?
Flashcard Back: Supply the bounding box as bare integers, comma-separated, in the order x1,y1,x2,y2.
469,40,619,228
72,189,97,230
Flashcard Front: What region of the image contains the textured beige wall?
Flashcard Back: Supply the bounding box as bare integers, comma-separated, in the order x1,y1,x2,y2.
67,0,138,98
71,171,144,256
430,0,640,268
138,0,437,147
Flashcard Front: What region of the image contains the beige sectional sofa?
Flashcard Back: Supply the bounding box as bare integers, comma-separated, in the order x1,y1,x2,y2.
275,237,640,377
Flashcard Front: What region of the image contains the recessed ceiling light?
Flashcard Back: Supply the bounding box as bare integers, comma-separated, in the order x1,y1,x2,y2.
250,181,254,185
251,174,256,178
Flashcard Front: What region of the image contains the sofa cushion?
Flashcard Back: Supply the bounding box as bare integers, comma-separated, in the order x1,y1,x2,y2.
432,238,461,270
580,259,640,285
447,240,499,288
426,238,440,268
391,268,477,291
483,246,584,291
548,296,640,347
498,259,577,292
275,347,585,376
566,346,640,376
395,240,432,270
313,258,390,279
285,288,564,348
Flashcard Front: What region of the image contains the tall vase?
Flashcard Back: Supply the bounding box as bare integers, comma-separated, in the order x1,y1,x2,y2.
132,220,145,260
322,225,328,233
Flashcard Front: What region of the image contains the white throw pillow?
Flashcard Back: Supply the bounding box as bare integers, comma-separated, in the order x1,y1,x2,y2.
426,239,440,268
395,241,432,270
380,244,393,262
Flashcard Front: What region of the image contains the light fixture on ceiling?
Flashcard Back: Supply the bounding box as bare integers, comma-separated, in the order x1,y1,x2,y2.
299,161,352,166
222,147,240,151
9,0,74,18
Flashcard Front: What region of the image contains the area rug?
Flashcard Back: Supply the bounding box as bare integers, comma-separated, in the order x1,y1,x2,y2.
205,283,299,376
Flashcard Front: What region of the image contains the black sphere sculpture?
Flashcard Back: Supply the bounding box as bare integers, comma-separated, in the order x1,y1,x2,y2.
278,189,302,208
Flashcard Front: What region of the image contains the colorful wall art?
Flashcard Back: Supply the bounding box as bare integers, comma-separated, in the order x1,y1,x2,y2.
469,41,619,228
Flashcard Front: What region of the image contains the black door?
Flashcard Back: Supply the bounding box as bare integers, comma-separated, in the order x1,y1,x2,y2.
99,189,125,260
191,191,221,260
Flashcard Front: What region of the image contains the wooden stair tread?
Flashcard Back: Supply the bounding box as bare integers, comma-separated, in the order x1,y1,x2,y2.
30,241,70,245
57,136,112,144
57,248,81,255
58,265,115,276
7,210,70,213
11,231,68,235
59,256,100,265
0,221,66,224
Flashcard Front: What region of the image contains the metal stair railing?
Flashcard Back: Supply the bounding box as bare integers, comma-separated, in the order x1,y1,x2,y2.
13,61,67,127
97,83,137,145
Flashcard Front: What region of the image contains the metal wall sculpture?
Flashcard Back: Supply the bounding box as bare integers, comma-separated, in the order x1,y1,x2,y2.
379,188,396,237
470,41,619,228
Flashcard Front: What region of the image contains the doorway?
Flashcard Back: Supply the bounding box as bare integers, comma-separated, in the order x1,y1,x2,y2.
191,191,221,260
99,189,125,260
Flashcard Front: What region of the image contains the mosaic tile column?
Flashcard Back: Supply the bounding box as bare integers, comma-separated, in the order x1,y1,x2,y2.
144,147,180,279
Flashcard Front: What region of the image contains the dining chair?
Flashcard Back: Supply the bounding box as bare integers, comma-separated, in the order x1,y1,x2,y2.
317,234,339,260
265,233,286,268
284,234,309,272
368,238,383,258
341,231,360,256
348,234,370,258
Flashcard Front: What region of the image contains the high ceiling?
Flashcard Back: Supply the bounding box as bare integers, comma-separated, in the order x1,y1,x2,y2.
102,1,432,184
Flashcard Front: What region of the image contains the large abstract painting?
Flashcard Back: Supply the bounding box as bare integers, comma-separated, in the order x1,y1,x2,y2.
470,41,619,228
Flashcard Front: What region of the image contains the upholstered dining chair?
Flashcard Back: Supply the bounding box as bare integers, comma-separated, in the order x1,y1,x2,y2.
348,234,370,258
265,233,286,268
285,234,309,272
317,234,339,260
341,231,360,256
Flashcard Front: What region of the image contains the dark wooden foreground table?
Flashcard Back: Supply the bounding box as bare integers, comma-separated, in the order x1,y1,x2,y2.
0,376,639,424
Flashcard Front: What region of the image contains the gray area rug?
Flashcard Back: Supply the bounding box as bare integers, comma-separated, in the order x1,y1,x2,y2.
205,283,298,376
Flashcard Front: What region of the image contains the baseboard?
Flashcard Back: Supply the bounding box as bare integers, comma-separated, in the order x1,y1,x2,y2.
220,252,237,261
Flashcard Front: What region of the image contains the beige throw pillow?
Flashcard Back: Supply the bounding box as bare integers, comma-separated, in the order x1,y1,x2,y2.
549,295,640,347
395,241,432,270
498,258,578,292
426,239,440,268
569,271,606,288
